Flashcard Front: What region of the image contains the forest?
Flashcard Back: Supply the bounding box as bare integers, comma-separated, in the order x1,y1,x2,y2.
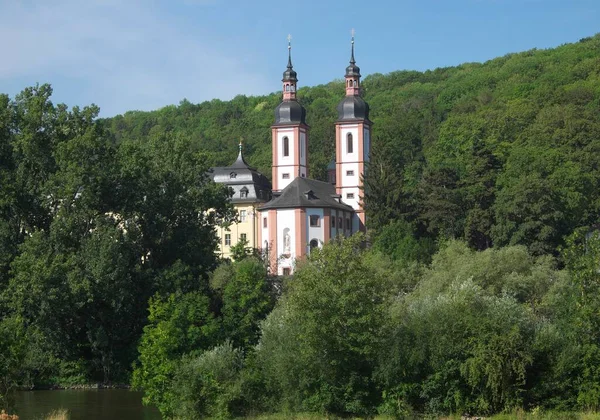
0,34,600,418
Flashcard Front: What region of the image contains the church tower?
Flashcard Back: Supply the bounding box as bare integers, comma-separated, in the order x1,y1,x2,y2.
335,32,371,231
271,36,309,191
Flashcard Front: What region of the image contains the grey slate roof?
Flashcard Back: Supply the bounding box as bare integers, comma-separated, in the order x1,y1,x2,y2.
337,95,370,122
210,151,272,203
259,177,353,212
274,100,307,125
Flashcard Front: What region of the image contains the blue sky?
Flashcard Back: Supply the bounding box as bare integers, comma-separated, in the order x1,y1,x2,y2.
1,0,598,117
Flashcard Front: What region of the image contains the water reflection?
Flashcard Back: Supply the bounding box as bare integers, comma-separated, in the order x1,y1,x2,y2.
15,389,161,420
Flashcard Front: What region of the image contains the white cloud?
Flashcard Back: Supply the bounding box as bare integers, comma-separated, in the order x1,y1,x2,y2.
0,0,271,116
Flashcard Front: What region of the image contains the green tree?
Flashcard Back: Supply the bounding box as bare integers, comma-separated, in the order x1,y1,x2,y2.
256,234,389,416
132,292,220,417
171,342,244,419
221,257,274,348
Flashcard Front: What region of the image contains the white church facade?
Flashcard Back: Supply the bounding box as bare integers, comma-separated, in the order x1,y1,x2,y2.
213,35,371,275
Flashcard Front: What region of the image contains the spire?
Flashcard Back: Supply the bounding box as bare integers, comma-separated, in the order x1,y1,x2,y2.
350,28,356,65
232,137,249,168
282,34,298,83
345,29,361,78
287,34,293,69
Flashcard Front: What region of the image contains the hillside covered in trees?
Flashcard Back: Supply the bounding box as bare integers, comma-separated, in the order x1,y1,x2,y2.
1,34,600,418
108,33,600,255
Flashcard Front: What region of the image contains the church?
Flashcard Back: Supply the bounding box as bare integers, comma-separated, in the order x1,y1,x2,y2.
211,36,371,275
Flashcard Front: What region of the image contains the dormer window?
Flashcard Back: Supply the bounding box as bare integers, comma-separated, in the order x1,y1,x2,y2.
240,187,249,199
347,133,353,154
304,190,315,200
230,172,237,179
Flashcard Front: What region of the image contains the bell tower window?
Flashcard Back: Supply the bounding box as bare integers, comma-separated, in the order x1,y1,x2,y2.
283,136,289,157
347,133,353,154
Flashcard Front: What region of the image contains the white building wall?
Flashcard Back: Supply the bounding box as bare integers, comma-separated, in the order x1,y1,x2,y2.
276,129,295,190
339,125,359,161
276,209,295,274
300,131,307,167
306,208,324,253
330,210,340,238
260,214,269,254
352,213,361,233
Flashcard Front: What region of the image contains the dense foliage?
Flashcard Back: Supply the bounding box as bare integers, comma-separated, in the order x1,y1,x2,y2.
108,34,600,255
2,34,600,418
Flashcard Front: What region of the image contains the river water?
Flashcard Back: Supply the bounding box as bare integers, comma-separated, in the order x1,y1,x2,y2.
14,389,161,420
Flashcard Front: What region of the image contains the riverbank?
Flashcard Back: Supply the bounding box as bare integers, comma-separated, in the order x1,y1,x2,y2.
248,412,600,420
18,383,130,391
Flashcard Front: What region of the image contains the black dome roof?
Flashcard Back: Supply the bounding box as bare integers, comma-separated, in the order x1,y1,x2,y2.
282,49,297,82
345,62,360,77
337,96,369,121
274,100,306,125
283,66,297,82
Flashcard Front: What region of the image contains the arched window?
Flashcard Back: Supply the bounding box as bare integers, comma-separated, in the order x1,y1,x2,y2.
353,80,358,87
310,239,319,252
347,133,353,154
283,136,289,157
285,84,290,92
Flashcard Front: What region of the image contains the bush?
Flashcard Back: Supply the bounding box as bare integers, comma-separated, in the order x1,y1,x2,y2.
172,342,244,419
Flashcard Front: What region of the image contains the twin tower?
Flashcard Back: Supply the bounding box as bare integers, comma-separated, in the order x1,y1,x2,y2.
270,36,371,229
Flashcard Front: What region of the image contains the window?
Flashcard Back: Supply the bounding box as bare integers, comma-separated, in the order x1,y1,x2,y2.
310,239,319,251
346,193,355,199
240,233,247,242
338,217,343,228
263,217,267,228
353,80,358,87
331,217,336,228
346,170,354,176
346,218,351,230
347,133,353,154
240,187,248,199
283,267,291,276
230,172,237,179
309,215,320,227
239,210,247,222
282,173,290,179
285,84,290,91
300,137,304,158
283,136,289,157
225,234,231,246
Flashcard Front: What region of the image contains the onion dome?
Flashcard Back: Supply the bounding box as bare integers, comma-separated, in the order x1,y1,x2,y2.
275,100,307,125
337,96,369,121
